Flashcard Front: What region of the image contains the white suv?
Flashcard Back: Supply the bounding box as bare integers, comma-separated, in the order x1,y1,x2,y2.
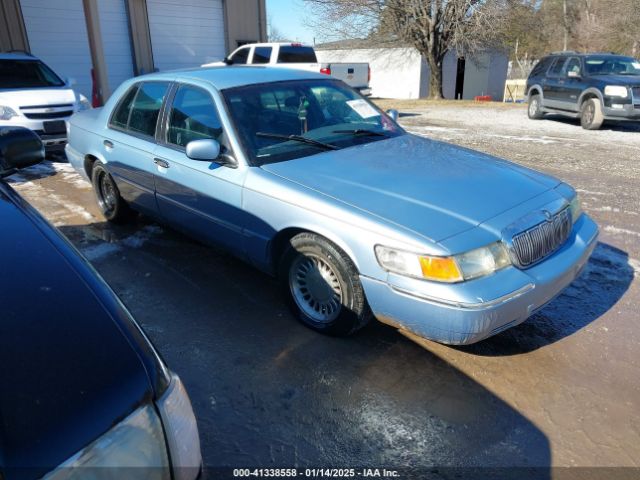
0,52,91,155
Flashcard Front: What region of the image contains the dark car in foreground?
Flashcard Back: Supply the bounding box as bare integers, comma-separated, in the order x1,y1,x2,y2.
526,52,640,129
0,127,201,479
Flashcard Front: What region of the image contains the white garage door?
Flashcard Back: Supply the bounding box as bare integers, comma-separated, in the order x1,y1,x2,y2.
20,0,93,98
98,0,135,93
147,0,226,71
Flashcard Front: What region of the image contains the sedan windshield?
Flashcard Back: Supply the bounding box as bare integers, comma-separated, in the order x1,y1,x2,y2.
584,56,640,76
222,79,403,165
0,59,65,89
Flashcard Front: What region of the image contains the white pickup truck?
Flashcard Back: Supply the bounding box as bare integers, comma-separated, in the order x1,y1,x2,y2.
203,43,371,96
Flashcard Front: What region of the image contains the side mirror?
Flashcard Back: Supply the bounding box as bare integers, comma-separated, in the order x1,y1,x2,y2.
0,127,45,178
386,109,399,121
567,71,580,79
186,139,221,161
223,56,233,65
66,77,77,87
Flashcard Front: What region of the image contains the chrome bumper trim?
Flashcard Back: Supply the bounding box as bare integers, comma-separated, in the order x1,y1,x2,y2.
389,282,536,310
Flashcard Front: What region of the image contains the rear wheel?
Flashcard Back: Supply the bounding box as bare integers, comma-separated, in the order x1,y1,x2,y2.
91,163,132,223
279,232,372,336
580,98,604,130
528,94,544,120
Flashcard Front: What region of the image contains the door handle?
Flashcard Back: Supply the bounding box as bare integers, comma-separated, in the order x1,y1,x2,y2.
103,140,114,149
154,158,170,168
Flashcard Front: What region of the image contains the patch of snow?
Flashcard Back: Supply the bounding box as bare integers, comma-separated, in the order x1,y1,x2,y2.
588,206,620,213
603,225,640,238
81,242,122,261
408,125,465,133
576,189,612,196
81,225,163,261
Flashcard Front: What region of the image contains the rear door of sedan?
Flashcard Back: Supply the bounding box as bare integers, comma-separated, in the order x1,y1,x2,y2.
152,82,248,254
104,81,170,217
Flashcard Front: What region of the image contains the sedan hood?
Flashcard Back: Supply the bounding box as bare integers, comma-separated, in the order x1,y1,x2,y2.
0,87,77,108
261,135,561,242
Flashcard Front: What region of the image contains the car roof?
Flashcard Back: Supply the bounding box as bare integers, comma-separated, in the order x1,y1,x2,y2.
0,51,37,61
135,65,328,90
547,52,634,59
238,42,314,48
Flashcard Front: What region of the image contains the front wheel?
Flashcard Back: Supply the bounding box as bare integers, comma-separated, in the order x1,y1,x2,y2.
91,163,133,223
528,94,544,120
580,98,604,130
279,232,372,336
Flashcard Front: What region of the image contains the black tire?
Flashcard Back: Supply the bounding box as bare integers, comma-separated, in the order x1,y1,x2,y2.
528,94,544,120
91,162,133,223
279,232,372,336
580,98,604,130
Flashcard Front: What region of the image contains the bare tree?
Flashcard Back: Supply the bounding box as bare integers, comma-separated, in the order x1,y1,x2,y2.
305,0,510,99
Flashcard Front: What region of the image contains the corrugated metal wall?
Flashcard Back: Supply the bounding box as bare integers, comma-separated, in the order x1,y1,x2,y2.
0,0,29,52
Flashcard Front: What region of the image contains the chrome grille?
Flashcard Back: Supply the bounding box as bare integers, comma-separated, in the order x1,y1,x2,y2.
633,87,640,109
511,208,572,267
23,110,73,119
20,103,74,120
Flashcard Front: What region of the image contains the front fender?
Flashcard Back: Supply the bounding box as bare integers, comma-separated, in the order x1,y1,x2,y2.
577,87,604,106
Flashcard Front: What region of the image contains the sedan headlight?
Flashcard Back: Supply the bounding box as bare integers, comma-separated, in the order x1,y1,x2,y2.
0,105,19,120
375,242,511,283
604,86,628,98
44,404,171,479
569,195,583,224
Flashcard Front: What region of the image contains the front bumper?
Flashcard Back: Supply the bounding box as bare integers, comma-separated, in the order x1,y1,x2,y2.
603,98,640,120
361,214,599,345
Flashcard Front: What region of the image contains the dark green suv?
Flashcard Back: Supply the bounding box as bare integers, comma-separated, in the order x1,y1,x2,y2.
526,52,640,129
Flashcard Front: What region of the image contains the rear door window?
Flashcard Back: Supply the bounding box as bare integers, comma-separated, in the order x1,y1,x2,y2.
230,47,250,65
548,57,567,77
277,46,317,63
252,47,272,64
530,57,553,77
110,86,139,130
126,82,169,138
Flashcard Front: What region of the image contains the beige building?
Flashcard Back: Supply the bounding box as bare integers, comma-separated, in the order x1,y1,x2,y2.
0,0,266,103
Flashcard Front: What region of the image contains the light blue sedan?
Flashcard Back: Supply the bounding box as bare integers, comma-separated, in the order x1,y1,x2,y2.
66,67,598,345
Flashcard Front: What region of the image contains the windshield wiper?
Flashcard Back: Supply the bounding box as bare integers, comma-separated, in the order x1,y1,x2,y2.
332,129,388,137
256,132,339,150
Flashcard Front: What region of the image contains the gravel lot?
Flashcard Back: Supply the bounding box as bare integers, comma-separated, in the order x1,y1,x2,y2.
7,103,640,477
